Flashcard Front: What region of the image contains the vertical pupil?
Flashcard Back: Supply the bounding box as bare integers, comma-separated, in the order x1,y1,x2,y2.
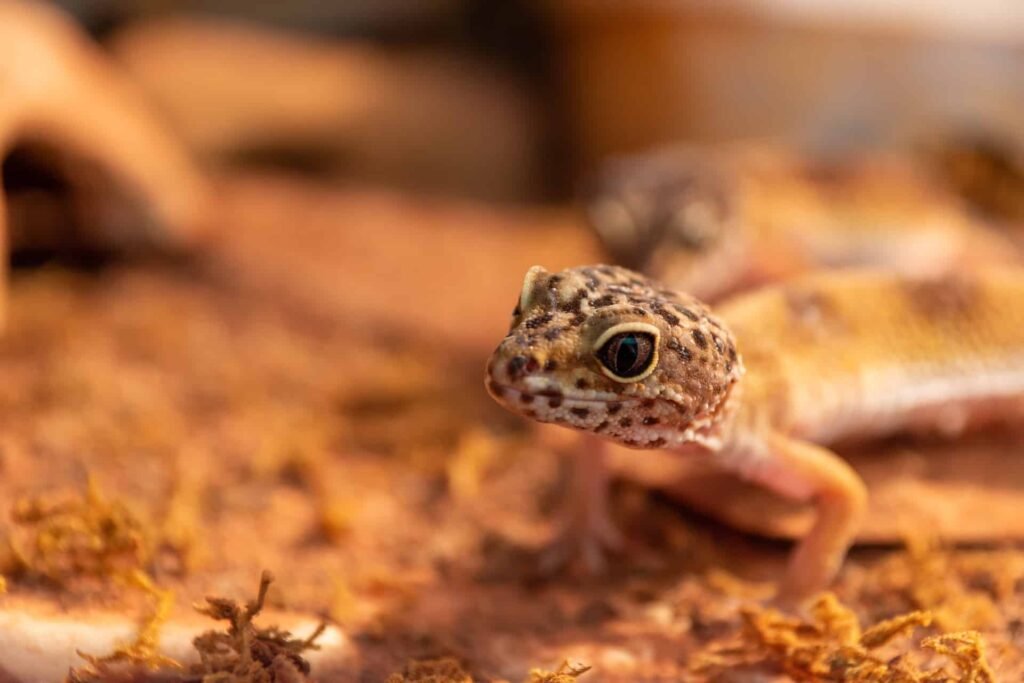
616,335,639,371
599,331,654,379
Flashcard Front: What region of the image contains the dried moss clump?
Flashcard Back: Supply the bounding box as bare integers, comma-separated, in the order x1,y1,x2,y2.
921,632,996,683
870,535,1003,631
190,571,325,682
523,660,592,683
1,479,180,679
694,593,994,682
385,657,473,683
2,477,151,584
385,658,591,683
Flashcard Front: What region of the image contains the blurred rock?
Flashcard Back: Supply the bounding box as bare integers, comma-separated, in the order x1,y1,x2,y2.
111,17,546,202
0,0,208,328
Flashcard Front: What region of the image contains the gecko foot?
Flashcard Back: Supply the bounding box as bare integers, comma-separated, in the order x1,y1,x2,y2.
523,430,626,576
538,501,625,575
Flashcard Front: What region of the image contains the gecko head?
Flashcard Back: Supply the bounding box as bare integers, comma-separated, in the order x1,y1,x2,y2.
485,264,744,449
583,150,740,289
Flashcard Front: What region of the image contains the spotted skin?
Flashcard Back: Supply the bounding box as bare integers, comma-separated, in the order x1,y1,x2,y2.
487,264,741,449
487,265,1024,602
723,271,1024,445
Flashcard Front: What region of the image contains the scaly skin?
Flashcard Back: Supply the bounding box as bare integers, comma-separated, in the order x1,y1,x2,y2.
585,145,1013,301
485,264,1024,602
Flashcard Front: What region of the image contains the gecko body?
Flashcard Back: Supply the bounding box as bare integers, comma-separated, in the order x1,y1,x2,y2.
486,264,1024,600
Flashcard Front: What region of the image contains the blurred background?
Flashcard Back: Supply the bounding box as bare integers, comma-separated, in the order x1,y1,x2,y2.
42,0,1024,204
3,3,1024,679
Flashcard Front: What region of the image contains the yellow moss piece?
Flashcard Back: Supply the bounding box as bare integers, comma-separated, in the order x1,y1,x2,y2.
385,657,473,683
159,448,209,573
523,660,592,683
329,577,359,627
72,570,180,676
447,428,499,501
704,568,774,601
811,592,863,645
191,570,326,682
317,497,356,545
921,632,995,683
859,610,933,649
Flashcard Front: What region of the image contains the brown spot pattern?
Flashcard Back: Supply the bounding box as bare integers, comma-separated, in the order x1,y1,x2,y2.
524,313,553,329
904,275,979,319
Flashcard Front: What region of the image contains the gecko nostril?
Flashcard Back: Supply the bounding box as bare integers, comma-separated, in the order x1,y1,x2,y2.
506,355,527,380
506,355,539,381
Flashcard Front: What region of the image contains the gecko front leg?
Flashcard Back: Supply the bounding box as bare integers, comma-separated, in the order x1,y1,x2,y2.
725,431,868,605
538,431,624,574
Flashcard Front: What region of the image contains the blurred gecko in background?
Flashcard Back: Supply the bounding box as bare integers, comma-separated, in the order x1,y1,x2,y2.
486,264,1024,603
585,145,1017,301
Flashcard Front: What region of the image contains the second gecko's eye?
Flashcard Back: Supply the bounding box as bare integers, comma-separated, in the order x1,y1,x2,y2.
508,300,522,333
595,324,659,382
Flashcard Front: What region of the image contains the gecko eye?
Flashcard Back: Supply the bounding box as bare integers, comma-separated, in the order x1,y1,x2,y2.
595,325,659,382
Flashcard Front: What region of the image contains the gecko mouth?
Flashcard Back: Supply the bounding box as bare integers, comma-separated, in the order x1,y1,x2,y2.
485,380,625,408
485,375,735,451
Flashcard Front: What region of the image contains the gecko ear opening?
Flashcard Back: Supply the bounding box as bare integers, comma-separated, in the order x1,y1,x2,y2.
518,265,550,314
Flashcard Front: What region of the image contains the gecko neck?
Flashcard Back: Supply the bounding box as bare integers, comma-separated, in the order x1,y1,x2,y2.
666,374,745,454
